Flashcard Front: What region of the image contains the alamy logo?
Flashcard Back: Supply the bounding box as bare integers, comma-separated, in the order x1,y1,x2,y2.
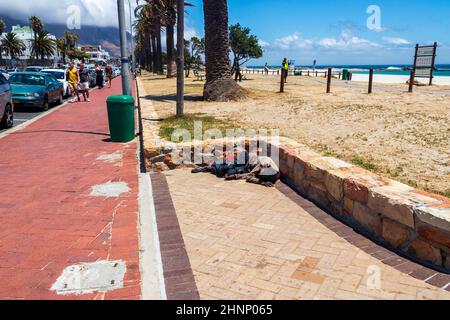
67,5,81,30
366,265,382,290
367,5,382,32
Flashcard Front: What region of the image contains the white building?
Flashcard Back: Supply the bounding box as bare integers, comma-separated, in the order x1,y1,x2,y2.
1,25,60,61
79,45,111,63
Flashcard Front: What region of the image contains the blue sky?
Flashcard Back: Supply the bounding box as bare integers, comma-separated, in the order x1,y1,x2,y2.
186,0,450,65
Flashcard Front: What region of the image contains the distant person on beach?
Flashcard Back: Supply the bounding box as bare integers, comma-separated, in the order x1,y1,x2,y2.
282,58,289,83
233,58,242,82
105,64,113,88
264,63,269,76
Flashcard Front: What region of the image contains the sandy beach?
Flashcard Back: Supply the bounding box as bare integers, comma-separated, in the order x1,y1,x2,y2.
351,73,450,85
141,72,450,197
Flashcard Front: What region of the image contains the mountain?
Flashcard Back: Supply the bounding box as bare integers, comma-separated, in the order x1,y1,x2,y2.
0,15,130,57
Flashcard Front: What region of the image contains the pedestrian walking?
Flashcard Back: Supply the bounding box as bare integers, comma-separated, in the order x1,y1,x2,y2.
66,61,80,103
282,58,289,83
264,63,269,76
105,64,113,88
78,63,91,102
95,64,104,89
233,58,242,82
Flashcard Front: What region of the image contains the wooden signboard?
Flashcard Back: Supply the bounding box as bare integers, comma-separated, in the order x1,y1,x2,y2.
411,43,438,86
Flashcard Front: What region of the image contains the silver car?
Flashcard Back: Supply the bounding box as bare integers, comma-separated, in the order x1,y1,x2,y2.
0,73,14,128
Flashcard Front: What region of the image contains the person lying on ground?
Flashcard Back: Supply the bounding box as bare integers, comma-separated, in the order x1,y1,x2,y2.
226,154,281,188
191,148,249,180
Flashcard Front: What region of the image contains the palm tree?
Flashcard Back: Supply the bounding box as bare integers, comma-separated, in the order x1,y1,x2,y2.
29,16,44,61
136,1,164,74
31,30,55,60
134,3,154,72
0,19,6,63
1,32,26,61
203,0,245,101
56,37,67,64
164,0,177,78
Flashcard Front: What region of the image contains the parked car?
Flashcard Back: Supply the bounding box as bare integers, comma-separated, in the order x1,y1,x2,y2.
0,73,14,128
25,66,44,73
42,69,70,98
112,67,121,78
6,68,17,79
0,70,9,80
9,72,64,111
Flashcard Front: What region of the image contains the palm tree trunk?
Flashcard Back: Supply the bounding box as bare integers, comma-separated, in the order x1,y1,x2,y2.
202,0,246,101
34,32,38,61
166,24,176,78
151,33,157,73
156,27,163,74
148,33,153,71
176,0,184,115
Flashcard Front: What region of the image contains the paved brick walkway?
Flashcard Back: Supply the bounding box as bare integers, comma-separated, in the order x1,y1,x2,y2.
0,79,141,299
163,169,450,300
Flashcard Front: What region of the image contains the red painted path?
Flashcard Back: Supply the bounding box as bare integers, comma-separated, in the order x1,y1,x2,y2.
0,78,141,299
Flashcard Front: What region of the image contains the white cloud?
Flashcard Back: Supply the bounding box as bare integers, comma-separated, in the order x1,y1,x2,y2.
258,39,270,47
271,29,379,51
382,37,410,45
0,0,137,28
273,32,313,50
317,29,379,50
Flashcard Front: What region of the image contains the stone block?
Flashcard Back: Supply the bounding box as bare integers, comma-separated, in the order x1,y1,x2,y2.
344,179,370,203
417,224,450,249
407,239,442,266
382,219,412,248
305,162,325,185
415,206,450,234
368,188,415,228
309,183,328,208
343,197,354,217
352,202,382,237
325,169,352,202
444,254,450,270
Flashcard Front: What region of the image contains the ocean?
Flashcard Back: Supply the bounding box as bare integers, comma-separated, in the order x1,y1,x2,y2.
247,64,450,77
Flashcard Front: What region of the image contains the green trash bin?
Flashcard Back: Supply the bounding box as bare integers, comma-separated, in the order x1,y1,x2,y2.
342,69,349,80
106,95,135,143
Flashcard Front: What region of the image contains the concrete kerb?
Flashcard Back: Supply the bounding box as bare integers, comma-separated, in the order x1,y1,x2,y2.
135,78,166,300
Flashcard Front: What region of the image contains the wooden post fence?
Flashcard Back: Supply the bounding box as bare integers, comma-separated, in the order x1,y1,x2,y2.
368,68,374,94
280,69,285,93
326,68,332,93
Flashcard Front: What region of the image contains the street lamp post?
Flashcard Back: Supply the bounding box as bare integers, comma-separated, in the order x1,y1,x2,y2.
117,0,132,96
127,0,135,72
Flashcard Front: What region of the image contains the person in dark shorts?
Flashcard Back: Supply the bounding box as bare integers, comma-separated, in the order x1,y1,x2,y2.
78,63,90,102
95,64,104,89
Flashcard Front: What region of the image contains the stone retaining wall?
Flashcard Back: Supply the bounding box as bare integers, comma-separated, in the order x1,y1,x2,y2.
273,137,450,271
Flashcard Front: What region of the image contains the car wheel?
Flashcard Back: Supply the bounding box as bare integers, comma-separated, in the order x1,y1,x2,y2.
58,92,64,105
41,96,50,111
1,104,13,129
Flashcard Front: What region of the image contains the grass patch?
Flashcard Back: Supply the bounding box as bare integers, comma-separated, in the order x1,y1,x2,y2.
159,114,244,141
350,155,379,172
